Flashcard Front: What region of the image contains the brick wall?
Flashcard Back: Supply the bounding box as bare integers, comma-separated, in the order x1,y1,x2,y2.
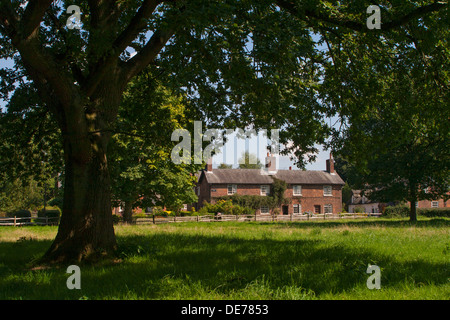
284,184,342,214
414,199,447,208
196,180,343,214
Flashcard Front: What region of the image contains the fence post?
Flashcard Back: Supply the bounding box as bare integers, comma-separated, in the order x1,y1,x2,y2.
196,215,199,222
255,214,257,222
14,216,16,227
46,216,49,226
153,214,155,224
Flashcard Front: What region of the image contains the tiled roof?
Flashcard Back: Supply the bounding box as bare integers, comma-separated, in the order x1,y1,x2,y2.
199,169,345,185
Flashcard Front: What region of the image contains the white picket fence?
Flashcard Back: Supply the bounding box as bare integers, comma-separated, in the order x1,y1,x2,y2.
135,212,382,225
0,216,60,226
0,212,382,227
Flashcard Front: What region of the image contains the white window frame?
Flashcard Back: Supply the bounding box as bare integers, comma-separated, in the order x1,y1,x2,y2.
323,185,333,196
293,185,302,196
324,204,333,214
293,204,301,215
227,184,237,195
260,185,270,196
431,201,439,208
260,206,270,215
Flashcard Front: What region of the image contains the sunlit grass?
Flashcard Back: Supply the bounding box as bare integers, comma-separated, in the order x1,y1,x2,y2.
0,218,448,300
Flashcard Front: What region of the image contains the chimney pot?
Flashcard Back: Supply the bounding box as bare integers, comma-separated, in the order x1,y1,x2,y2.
206,158,213,172
326,153,335,173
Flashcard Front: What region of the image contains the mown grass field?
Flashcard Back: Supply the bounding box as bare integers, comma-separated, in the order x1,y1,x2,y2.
0,218,449,300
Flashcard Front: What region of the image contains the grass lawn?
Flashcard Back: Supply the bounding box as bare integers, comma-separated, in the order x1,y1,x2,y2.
0,218,448,300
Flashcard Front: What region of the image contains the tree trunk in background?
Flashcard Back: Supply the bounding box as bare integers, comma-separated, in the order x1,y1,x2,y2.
409,184,418,222
123,201,134,224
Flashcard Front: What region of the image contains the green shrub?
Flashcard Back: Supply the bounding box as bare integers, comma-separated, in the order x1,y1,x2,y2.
383,205,450,218
7,209,31,218
112,214,121,224
383,205,409,218
7,210,31,223
198,206,214,216
354,206,365,213
417,207,450,218
37,206,61,218
133,213,148,219
48,197,63,210
179,209,201,216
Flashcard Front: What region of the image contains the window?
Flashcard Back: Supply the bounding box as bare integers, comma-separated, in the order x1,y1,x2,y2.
324,204,333,214
323,185,332,196
260,185,270,196
314,205,321,214
227,184,237,195
415,201,419,208
293,185,302,196
293,204,301,215
431,201,439,208
260,206,270,215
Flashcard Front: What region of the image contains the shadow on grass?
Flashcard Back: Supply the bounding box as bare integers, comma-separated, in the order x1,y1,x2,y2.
0,227,448,299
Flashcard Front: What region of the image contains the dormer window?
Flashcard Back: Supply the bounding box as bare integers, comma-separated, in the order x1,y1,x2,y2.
293,185,302,196
260,185,270,196
227,184,237,195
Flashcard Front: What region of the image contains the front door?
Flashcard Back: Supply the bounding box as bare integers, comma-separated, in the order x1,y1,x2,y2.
282,205,289,215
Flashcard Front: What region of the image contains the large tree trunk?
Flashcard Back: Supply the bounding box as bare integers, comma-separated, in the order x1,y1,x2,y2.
41,82,122,264
42,135,117,263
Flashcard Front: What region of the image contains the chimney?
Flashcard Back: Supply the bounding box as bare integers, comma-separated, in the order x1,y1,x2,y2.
206,158,213,172
289,166,292,170
326,152,335,174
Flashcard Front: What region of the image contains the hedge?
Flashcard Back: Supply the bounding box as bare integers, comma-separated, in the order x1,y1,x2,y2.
37,206,62,218
383,205,450,218
7,210,32,223
417,207,450,218
383,205,410,218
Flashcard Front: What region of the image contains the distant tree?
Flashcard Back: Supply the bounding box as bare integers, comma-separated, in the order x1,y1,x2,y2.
218,163,233,169
109,72,202,223
238,152,263,169
324,13,450,221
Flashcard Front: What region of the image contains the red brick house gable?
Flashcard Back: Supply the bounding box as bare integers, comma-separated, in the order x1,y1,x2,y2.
195,155,345,215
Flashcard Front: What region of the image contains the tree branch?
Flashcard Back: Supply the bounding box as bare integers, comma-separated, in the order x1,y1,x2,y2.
0,0,19,37
121,27,175,84
83,0,161,97
276,0,448,32
20,0,54,39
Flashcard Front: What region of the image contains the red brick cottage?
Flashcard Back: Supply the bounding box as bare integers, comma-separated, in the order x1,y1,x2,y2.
194,154,345,215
